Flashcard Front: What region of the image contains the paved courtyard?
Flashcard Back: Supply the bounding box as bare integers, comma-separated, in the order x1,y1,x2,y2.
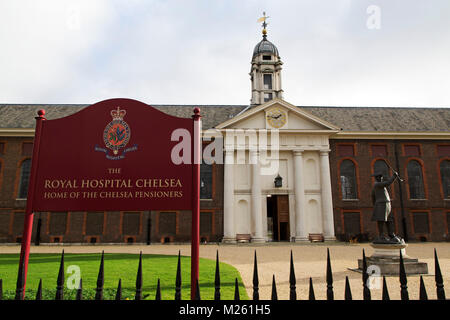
1,242,448,300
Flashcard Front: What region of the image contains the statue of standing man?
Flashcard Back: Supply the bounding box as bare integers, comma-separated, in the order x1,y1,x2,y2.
371,171,404,244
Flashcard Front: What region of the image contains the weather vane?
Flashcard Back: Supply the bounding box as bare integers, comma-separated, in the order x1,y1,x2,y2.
257,11,269,38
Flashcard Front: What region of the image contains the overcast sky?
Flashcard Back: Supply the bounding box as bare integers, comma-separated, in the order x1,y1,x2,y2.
1,0,449,107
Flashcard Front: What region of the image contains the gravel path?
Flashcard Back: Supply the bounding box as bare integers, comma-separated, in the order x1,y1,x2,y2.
1,242,448,300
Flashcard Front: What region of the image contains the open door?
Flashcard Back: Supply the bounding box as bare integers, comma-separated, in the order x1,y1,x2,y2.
267,195,290,241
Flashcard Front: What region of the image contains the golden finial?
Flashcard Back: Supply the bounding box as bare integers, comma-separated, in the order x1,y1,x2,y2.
257,12,269,38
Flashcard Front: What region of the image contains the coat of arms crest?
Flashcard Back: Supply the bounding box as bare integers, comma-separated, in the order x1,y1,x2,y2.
104,107,130,155
95,107,137,160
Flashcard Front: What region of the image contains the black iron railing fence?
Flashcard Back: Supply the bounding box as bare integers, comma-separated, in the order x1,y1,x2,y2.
2,248,446,300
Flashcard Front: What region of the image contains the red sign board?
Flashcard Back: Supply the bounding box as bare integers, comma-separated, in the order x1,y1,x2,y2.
32,98,193,211
18,98,201,299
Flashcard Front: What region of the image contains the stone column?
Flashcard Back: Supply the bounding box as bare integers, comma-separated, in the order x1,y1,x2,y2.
250,150,265,242
319,150,336,240
293,150,308,241
223,148,236,243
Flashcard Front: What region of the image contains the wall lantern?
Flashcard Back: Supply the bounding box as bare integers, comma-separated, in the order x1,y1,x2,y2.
274,174,283,188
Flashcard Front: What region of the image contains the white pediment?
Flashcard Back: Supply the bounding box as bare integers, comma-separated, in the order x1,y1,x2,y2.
215,98,340,131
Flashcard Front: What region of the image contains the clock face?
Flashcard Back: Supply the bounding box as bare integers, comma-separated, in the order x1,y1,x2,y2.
266,107,287,128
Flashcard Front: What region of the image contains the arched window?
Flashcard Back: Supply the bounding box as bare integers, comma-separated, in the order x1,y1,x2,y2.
407,160,426,199
440,160,450,199
18,159,31,199
340,159,358,199
373,159,389,179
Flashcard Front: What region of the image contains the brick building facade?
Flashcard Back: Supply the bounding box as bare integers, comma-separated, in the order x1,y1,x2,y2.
1,27,449,244
1,106,449,244
330,139,450,242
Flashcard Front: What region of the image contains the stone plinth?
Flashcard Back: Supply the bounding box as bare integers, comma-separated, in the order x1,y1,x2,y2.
358,243,428,275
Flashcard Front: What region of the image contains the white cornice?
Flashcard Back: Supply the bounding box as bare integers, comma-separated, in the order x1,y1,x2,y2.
334,131,450,140
1,128,449,141
215,98,341,131
0,128,35,137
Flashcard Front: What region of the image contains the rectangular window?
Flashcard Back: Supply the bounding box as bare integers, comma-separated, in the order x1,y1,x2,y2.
263,93,273,102
0,142,5,154
22,143,33,156
12,212,25,235
437,145,450,157
159,212,176,235
447,212,450,234
343,212,361,235
200,163,213,199
412,212,429,234
447,211,450,237
337,144,355,157
18,159,32,199
262,55,271,61
404,144,421,156
85,212,104,235
0,210,10,235
200,212,212,234
49,212,67,235
263,74,272,90
122,212,140,235
371,145,387,157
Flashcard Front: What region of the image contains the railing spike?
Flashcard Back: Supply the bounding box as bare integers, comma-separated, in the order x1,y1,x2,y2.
55,250,65,300
362,249,371,300
253,250,259,300
289,250,296,300
14,256,26,300
344,276,352,300
309,277,315,301
76,278,83,300
234,278,240,300
419,275,428,300
175,251,182,300
382,276,390,300
271,275,278,300
399,249,409,300
434,248,446,300
155,278,161,300
115,279,122,300
95,251,104,300
326,248,334,300
135,251,143,300
35,279,42,301
214,250,221,300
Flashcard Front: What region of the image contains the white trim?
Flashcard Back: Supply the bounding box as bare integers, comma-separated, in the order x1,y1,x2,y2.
334,131,450,140
215,98,341,131
0,129,35,137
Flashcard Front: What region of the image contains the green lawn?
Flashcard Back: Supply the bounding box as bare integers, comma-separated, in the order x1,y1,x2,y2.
0,252,248,300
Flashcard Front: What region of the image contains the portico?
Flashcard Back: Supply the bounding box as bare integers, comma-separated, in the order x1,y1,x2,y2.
217,99,339,243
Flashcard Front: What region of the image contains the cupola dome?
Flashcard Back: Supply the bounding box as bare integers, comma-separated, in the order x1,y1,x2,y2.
252,38,279,58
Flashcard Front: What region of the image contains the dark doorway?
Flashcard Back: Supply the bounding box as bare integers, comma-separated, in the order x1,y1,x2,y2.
266,195,290,241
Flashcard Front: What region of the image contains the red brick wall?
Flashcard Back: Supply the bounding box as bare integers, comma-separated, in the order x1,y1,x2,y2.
330,139,450,242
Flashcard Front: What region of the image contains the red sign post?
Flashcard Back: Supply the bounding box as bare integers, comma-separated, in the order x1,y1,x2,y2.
17,98,201,299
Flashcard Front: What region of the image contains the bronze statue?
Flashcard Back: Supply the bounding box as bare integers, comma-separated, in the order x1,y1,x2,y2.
371,171,404,244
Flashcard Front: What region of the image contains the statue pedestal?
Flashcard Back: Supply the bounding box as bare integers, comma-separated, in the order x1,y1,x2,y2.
358,243,428,275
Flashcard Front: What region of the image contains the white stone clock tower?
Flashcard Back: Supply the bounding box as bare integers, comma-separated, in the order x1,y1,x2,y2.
250,13,283,105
